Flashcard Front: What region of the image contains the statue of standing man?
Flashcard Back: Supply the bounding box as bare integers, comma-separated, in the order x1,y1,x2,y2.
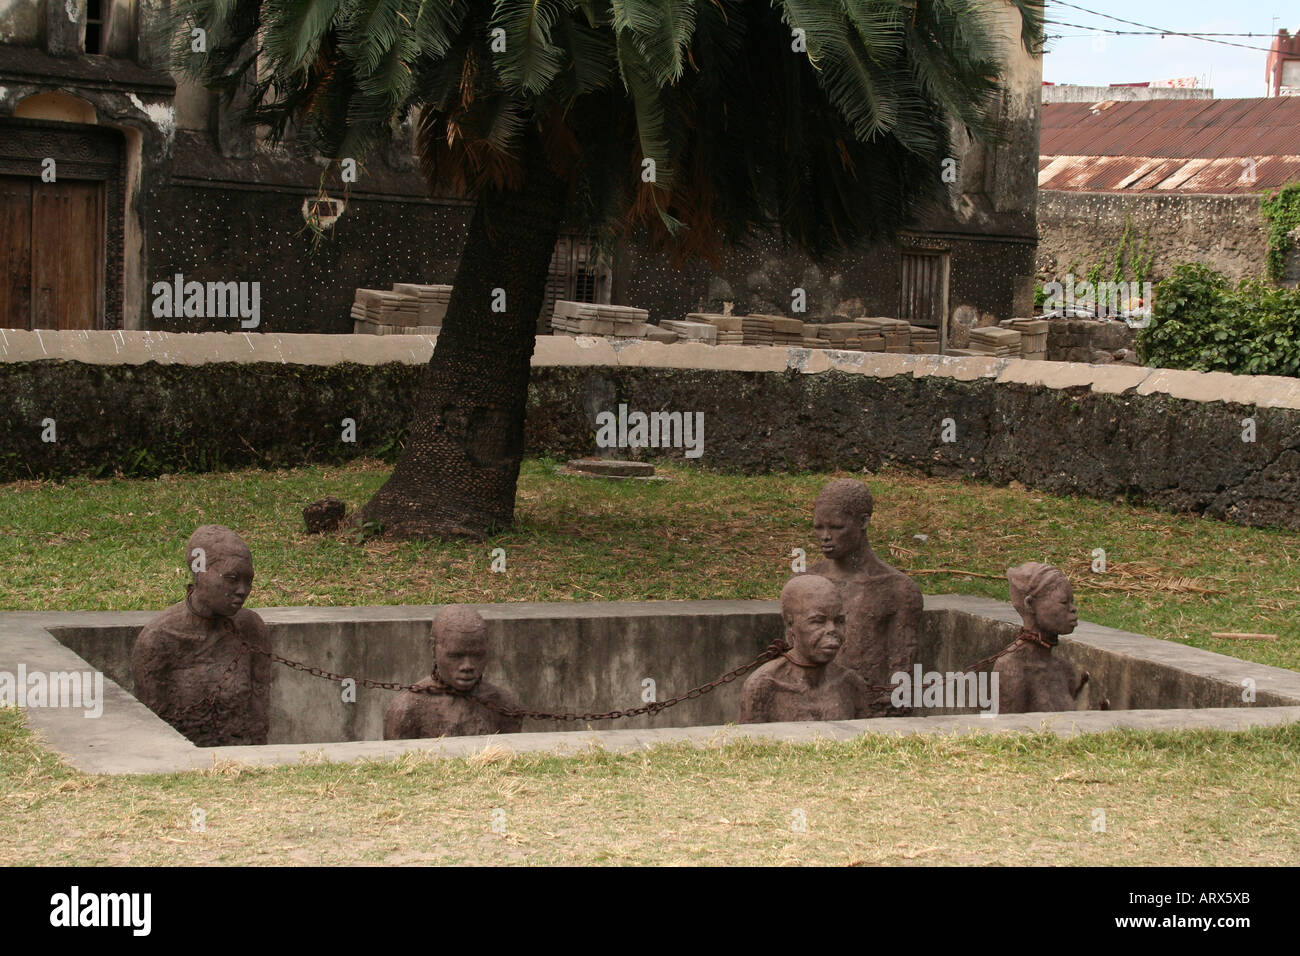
132,525,271,746
809,479,923,716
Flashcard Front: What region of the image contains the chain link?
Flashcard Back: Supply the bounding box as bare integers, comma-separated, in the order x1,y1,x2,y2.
236,637,793,721
233,627,1043,720
859,629,1042,694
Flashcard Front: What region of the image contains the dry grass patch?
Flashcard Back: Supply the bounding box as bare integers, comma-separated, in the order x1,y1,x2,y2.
1,709,1297,866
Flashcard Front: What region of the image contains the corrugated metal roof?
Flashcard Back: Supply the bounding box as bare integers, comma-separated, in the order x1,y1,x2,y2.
1038,154,1300,193
1041,97,1300,159
1040,97,1300,193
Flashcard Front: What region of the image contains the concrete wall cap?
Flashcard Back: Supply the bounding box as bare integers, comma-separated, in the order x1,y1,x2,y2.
1,330,1296,407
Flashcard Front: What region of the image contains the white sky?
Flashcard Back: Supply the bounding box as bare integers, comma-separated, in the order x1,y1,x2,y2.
1041,0,1296,98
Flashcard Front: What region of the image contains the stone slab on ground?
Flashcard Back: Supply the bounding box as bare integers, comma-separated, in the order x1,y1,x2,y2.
565,458,656,478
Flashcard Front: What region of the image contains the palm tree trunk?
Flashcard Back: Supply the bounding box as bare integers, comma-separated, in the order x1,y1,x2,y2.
357,140,566,539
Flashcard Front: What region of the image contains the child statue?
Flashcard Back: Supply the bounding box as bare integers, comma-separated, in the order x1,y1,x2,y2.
808,479,923,715
384,606,524,739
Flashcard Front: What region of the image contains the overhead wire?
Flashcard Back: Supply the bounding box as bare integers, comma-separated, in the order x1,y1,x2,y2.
1045,1,1280,53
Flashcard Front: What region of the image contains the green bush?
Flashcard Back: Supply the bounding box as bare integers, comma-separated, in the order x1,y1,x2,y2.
1137,264,1300,377
1262,183,1300,283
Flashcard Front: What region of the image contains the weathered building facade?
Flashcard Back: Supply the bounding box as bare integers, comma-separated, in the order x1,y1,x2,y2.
1037,96,1300,286
1,0,1042,341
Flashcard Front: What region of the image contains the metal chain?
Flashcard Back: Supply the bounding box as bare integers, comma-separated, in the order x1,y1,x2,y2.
859,628,1043,694
959,627,1049,673
236,637,793,721
234,626,1045,720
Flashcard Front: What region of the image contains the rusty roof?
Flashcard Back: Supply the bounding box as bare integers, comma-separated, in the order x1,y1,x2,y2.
1038,155,1300,193
1040,97,1300,193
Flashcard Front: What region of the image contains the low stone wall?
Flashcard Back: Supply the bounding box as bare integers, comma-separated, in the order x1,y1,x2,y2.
1045,319,1138,364
1037,190,1269,284
1,331,1298,529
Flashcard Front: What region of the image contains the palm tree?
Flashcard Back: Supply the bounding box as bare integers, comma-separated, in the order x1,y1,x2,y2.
173,0,1042,539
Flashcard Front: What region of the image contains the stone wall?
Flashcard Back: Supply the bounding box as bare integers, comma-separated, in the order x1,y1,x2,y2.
1045,319,1138,364
151,133,471,334
1037,190,1270,284
618,232,1036,332
2,331,1297,530
1041,86,1214,103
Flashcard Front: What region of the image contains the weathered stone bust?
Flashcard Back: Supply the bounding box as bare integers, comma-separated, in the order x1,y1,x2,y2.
384,606,524,739
808,479,922,715
131,525,271,746
739,575,872,724
993,562,1093,713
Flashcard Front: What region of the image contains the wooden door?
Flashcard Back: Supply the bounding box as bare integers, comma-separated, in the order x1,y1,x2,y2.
899,251,949,330
0,176,33,327
0,174,104,330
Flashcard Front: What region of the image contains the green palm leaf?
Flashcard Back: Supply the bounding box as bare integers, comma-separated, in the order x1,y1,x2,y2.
259,0,342,68
176,0,1042,255
610,0,697,82
492,0,571,95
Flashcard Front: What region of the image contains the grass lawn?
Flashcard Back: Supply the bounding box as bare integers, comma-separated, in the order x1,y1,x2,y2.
1,460,1297,865
1,457,1296,667
2,707,1297,865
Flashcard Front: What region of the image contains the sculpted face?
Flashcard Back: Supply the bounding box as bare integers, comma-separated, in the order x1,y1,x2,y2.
813,503,864,561
193,553,254,618
436,624,489,692
1028,576,1077,643
788,583,846,665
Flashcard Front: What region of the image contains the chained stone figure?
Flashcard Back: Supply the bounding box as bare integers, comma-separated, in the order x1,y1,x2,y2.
740,575,873,724
808,479,923,715
384,606,524,739
131,525,271,746
994,562,1098,713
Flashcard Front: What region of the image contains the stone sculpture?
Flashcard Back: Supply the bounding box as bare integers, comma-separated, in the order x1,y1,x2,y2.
993,562,1097,713
739,575,873,723
384,606,524,739
809,479,923,715
131,525,271,746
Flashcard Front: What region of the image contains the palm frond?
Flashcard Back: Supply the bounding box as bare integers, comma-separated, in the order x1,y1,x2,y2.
610,0,698,82
491,0,571,95
613,28,675,190
177,0,1037,265
259,0,342,68
413,0,471,58
552,13,618,102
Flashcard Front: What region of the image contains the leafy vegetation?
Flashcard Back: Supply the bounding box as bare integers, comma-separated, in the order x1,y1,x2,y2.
1138,264,1300,377
1262,182,1300,283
